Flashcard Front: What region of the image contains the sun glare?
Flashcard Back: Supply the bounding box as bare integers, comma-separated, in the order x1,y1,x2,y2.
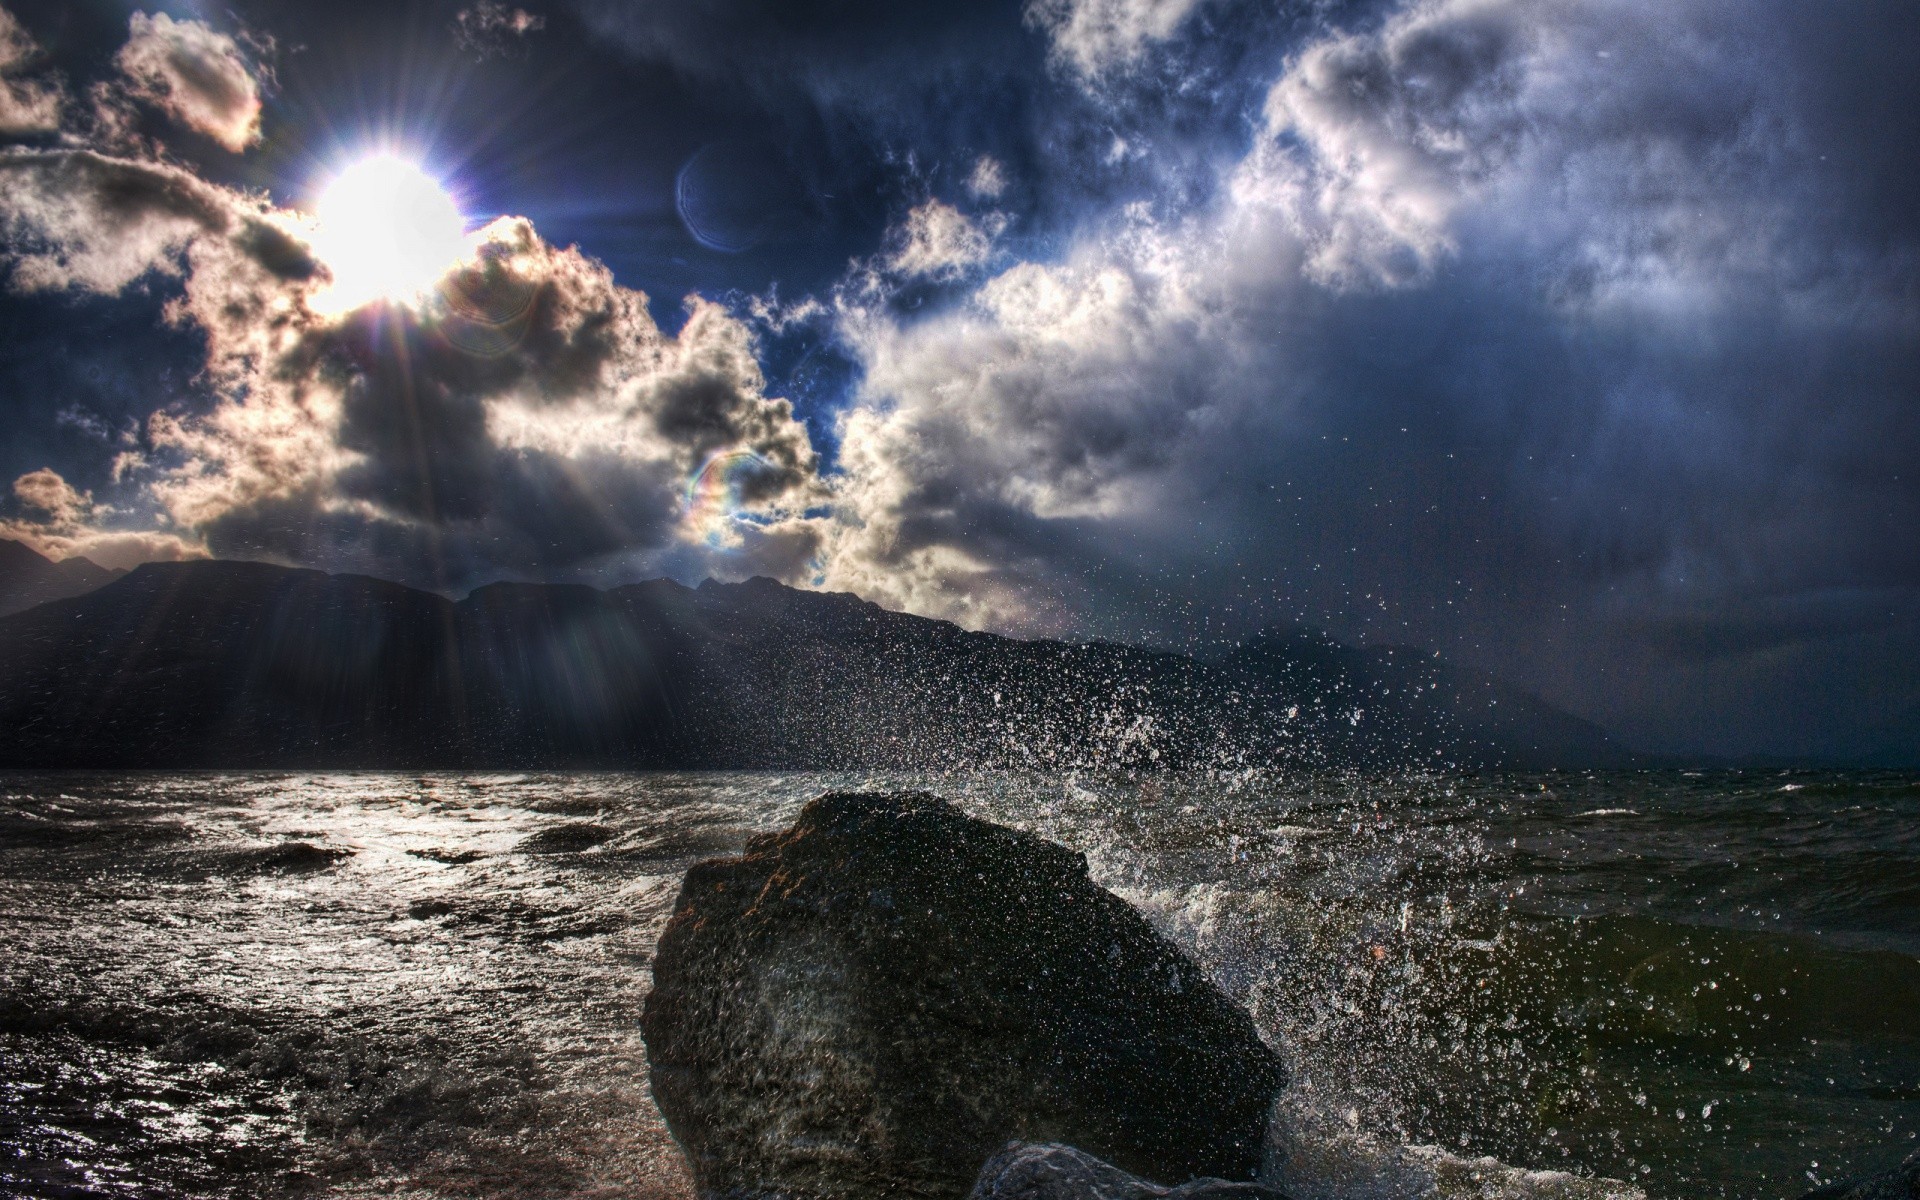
311,155,468,314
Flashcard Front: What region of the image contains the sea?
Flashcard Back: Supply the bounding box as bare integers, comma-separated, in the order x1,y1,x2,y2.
1,770,1914,1199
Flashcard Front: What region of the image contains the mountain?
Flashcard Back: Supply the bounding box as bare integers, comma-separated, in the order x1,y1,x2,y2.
0,560,1633,770
0,538,124,616
1220,625,1633,770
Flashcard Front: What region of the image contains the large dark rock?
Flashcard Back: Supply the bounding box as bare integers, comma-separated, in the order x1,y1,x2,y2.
969,1143,1285,1200
641,792,1288,1200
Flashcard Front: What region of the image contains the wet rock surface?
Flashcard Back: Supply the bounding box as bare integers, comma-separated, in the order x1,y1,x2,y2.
641,791,1288,1200
969,1143,1286,1200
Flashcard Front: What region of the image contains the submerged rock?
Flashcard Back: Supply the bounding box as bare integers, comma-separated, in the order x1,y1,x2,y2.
1801,1151,1920,1199
970,1143,1285,1200
641,792,1287,1200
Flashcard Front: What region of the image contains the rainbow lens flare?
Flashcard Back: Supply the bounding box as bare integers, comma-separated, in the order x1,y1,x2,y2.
683,449,773,546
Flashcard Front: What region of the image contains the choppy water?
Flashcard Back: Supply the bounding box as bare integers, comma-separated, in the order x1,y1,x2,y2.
0,771,1914,1199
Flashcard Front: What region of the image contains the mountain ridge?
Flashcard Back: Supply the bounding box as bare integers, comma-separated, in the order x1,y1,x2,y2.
0,538,126,617
0,557,1635,770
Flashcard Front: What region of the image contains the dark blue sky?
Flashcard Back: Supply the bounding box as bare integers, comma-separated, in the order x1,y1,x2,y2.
1,0,1917,762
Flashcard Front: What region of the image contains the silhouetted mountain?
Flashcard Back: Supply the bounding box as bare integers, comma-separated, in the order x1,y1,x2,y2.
0,561,1633,769
1221,625,1634,770
0,538,123,616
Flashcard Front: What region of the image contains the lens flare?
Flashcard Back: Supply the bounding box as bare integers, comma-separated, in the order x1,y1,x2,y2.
684,450,772,546
310,155,468,314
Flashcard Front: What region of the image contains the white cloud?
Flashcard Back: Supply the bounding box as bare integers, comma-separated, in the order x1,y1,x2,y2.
825,201,1250,629
887,200,997,282
1247,0,1841,307
967,155,1008,200
1024,0,1210,78
0,6,60,136
1,467,201,568
0,150,249,293
12,467,89,524
1251,0,1533,288
111,12,266,152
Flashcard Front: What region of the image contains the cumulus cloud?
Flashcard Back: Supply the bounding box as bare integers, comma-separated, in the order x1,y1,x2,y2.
1024,0,1210,78
168,213,824,586
0,467,201,568
0,143,826,589
0,150,260,292
886,200,997,282
12,467,87,524
110,12,266,152
823,192,1256,629
0,6,61,137
0,0,823,591
1252,0,1532,289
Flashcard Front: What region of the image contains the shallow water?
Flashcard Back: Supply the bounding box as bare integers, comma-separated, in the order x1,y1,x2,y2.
0,770,1914,1198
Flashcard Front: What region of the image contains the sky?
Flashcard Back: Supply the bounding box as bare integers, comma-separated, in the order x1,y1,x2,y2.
0,0,1916,763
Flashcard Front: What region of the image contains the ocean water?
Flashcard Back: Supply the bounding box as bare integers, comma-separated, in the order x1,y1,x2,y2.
0,770,1914,1199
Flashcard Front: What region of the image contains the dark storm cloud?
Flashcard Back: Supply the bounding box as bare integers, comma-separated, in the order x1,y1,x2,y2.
819,0,1920,759
560,0,1311,284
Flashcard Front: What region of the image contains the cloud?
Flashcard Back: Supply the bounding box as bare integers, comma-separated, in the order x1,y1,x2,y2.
0,0,829,591
455,3,547,57
1,466,201,568
0,142,827,590
0,150,261,293
12,467,87,523
1024,0,1211,78
110,12,267,152
825,201,1236,629
1252,0,1533,289
814,0,1920,756
886,200,997,282
967,156,1008,200
0,6,60,137
3,0,1916,758
159,212,827,587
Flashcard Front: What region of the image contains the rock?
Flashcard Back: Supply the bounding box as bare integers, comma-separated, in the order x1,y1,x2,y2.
1801,1151,1920,1199
969,1143,1286,1200
641,792,1287,1200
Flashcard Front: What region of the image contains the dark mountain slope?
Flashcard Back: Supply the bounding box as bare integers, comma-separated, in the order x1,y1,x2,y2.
0,561,1630,769
1223,625,1634,770
0,538,123,617
0,562,467,766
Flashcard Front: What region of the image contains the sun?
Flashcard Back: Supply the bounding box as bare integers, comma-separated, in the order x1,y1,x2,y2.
310,155,468,314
